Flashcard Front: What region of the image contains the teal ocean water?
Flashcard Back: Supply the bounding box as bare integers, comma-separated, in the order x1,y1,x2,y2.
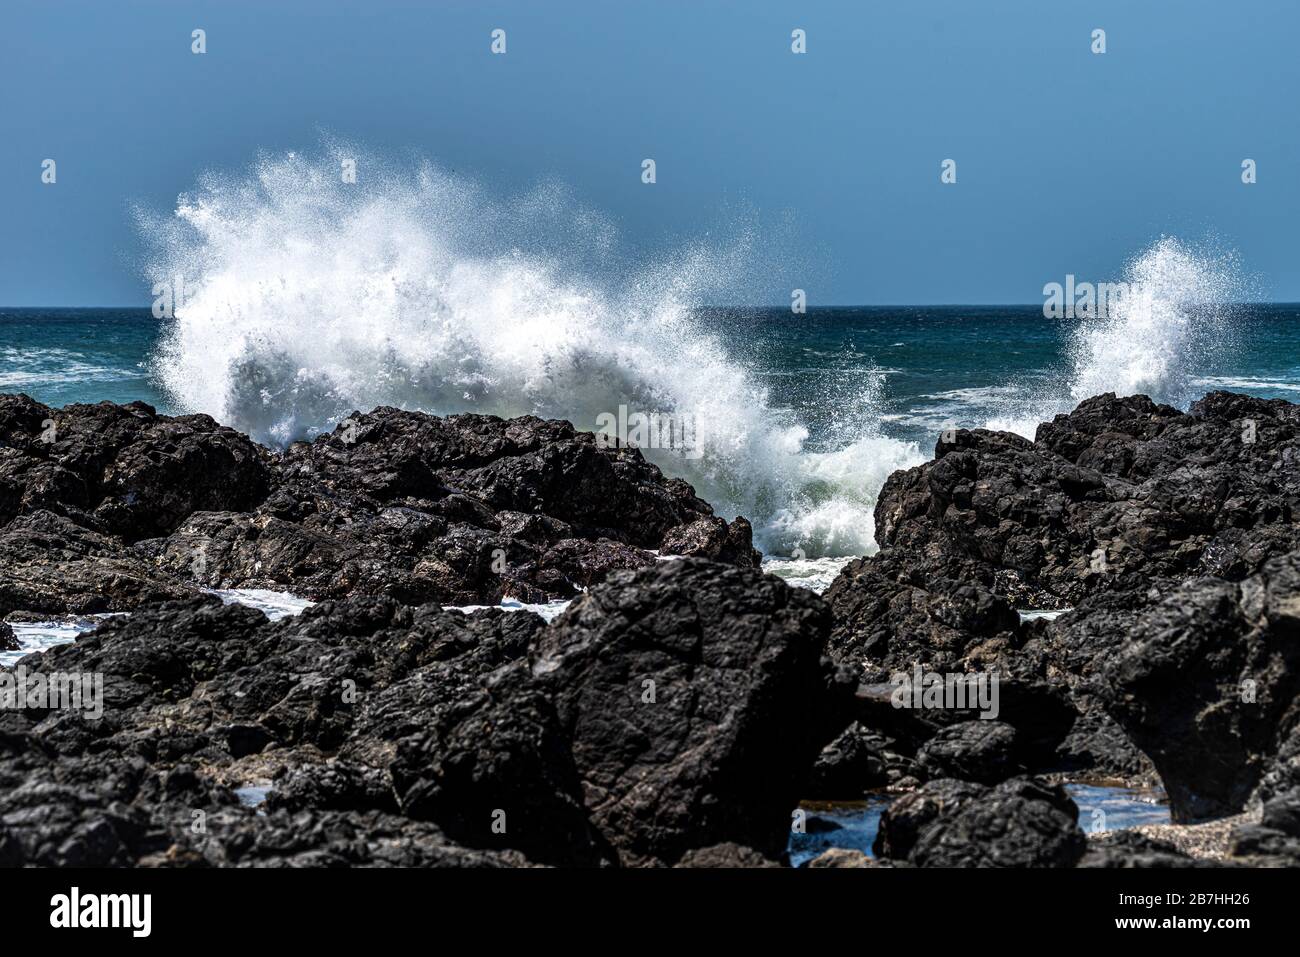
786,784,1171,866
713,302,1300,451
7,303,1300,445
3,301,1299,572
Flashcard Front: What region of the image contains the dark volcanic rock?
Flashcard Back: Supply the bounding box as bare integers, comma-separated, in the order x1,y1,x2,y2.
869,392,1300,608
0,394,272,540
524,559,854,866
0,745,530,868
2,558,846,868
806,722,900,797
1050,702,1158,783
1078,830,1201,868
823,546,1131,784
0,395,763,612
0,748,227,867
0,591,552,867
0,593,546,807
390,663,612,867
915,720,1022,785
847,672,1077,791
11,386,1298,867
874,777,1086,868
830,391,1300,661
386,560,853,865
0,510,199,613
805,848,889,868
870,777,988,861
826,390,1300,792
660,515,762,567
1096,553,1300,822
1229,787,1300,863
194,407,745,604
826,550,1021,680
0,621,16,652
171,809,537,868
673,842,781,868
261,762,398,814
1252,720,1300,808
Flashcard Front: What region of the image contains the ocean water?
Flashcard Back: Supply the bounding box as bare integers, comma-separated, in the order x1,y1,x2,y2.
0,591,561,665
786,783,1171,867
4,296,1299,566
5,189,1300,575
206,588,315,621
3,149,1293,565
1,596,299,667
447,598,573,623
1,616,121,668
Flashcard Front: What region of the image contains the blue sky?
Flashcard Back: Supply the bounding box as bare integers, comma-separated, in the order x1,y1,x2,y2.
2,0,1297,306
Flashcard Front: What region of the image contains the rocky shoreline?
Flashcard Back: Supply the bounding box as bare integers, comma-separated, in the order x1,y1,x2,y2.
3,390,1299,867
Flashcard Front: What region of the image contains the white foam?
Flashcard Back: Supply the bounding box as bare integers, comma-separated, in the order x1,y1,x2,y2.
445,598,572,623
1193,375,1300,393
208,588,315,620
1,615,119,667
140,145,922,558
1,592,316,669
1018,609,1070,622
234,784,272,808
983,238,1245,438
761,555,853,594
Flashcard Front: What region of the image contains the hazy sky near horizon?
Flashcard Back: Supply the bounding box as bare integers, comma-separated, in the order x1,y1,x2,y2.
2,0,1298,306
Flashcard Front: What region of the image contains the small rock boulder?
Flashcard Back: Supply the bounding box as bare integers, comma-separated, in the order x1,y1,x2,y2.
530,559,854,865
916,720,1022,785
875,777,1086,867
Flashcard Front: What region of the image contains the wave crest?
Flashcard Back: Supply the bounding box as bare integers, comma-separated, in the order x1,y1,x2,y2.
984,236,1245,436
140,146,921,558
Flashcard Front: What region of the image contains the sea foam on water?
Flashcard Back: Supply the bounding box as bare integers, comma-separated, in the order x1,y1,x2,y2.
985,237,1244,437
